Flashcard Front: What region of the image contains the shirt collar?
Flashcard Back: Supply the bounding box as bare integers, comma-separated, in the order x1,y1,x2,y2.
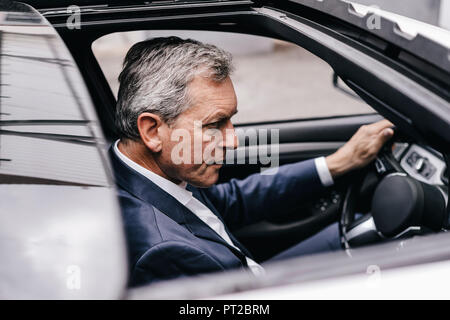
113,139,193,206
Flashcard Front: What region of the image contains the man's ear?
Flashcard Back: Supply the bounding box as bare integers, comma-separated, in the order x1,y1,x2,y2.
137,112,163,152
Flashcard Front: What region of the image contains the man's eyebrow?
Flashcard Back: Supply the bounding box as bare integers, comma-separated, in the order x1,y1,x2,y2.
204,109,238,123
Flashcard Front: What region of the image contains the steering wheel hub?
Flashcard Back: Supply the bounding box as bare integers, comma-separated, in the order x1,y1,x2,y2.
372,174,446,237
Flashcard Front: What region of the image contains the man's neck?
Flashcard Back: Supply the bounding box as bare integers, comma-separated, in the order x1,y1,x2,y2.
117,139,182,185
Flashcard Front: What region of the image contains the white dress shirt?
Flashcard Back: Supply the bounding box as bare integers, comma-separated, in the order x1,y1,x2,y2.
314,156,334,187
114,140,333,276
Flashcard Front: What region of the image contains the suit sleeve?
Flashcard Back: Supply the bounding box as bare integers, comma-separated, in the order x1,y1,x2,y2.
204,159,326,230
131,240,227,286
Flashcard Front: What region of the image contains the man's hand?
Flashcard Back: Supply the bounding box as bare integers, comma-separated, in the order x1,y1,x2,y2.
326,120,394,178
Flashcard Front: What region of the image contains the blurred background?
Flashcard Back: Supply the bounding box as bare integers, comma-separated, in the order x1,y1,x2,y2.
92,0,450,125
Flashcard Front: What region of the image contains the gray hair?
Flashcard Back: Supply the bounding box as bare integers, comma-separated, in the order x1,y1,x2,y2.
115,36,234,140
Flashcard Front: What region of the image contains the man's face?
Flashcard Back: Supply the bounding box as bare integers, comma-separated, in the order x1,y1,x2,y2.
156,75,239,187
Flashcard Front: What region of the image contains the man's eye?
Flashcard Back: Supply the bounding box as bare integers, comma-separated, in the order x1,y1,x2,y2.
206,120,224,128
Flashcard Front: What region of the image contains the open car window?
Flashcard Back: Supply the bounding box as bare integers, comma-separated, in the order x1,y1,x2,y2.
92,30,375,125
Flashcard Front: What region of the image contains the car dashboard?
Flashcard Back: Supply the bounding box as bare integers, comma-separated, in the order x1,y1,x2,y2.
393,142,448,204
393,143,447,185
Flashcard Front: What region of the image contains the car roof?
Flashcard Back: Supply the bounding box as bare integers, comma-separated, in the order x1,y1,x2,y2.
20,0,450,74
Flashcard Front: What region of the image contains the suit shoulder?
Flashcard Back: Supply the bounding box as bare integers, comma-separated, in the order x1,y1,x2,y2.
115,188,165,251
115,188,192,251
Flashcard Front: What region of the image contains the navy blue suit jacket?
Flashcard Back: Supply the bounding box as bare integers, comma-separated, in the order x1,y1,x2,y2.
109,147,326,287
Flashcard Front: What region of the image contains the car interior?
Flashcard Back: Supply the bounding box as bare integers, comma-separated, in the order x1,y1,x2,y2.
39,0,450,265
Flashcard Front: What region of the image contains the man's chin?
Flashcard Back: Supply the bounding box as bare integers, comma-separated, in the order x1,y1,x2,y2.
188,167,220,188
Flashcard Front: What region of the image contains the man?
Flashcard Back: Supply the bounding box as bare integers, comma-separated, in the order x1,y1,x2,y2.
110,36,394,286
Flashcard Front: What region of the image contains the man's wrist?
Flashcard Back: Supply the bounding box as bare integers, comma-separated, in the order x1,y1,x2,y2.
325,151,353,179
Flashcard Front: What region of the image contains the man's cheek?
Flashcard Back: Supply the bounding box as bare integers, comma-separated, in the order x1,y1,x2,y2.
168,138,192,165
202,138,224,164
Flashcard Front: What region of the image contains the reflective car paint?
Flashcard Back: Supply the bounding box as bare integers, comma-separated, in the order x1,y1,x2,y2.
0,0,127,299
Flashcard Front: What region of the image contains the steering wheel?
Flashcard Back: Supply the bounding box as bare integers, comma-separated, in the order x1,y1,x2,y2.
339,141,448,250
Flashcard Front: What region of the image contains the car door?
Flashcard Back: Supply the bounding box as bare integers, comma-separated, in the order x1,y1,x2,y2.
0,0,128,298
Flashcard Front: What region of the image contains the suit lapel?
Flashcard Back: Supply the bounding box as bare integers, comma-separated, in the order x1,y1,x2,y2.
188,185,254,260
109,146,249,264
180,204,249,264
